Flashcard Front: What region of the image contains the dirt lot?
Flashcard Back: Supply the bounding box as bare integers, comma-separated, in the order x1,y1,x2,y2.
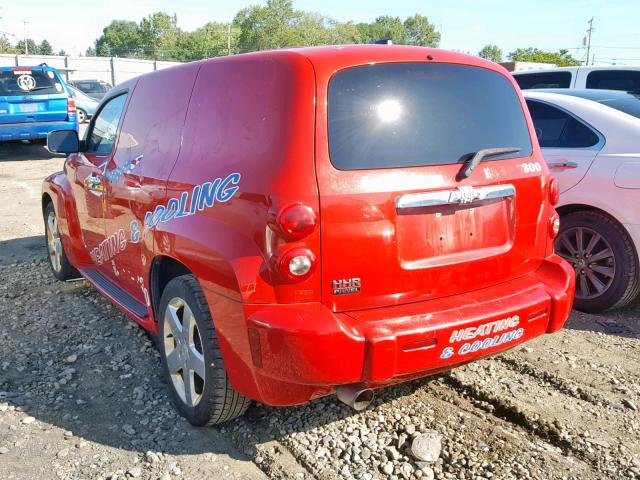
1,142,639,480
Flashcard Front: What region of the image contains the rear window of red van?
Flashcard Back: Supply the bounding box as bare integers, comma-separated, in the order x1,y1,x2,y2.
328,63,532,170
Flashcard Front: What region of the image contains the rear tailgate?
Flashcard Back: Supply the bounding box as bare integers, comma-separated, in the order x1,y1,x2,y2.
315,61,550,312
0,68,69,124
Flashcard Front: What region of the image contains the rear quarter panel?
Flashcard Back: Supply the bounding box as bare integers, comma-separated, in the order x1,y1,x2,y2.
152,51,317,399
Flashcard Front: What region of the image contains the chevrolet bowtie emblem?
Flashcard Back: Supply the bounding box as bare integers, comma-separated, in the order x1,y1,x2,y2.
449,186,481,204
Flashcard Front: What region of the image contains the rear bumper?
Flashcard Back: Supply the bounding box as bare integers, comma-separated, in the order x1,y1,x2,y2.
241,254,575,406
0,120,78,141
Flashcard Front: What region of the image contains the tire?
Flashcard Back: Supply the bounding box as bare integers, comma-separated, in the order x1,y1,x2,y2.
555,211,640,312
77,109,87,123
44,202,80,281
158,274,251,426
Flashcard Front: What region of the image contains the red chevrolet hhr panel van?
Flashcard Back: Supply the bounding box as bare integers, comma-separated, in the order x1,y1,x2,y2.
43,45,575,426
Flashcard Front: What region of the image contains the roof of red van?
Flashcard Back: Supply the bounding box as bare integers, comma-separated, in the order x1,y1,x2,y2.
227,45,499,72
196,44,502,74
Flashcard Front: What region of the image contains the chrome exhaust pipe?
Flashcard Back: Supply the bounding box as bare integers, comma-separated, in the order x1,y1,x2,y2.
335,383,374,411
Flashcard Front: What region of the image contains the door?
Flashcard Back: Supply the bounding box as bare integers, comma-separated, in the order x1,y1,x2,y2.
66,93,128,268
316,62,547,312
526,99,603,192
101,63,199,304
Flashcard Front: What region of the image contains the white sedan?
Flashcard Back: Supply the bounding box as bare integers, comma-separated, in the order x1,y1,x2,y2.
524,89,640,312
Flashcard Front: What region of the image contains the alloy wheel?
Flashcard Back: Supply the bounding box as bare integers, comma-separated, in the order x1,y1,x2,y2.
556,226,615,300
46,210,63,273
162,297,206,407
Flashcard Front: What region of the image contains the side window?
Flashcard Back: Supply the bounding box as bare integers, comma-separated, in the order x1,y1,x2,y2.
526,100,599,148
586,70,640,91
86,94,128,156
514,72,572,89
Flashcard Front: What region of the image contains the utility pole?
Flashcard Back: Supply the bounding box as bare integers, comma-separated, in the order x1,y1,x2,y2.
23,20,28,55
227,23,231,56
584,17,594,66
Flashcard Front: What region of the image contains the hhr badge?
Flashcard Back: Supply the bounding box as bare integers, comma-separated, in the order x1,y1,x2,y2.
449,186,481,204
332,278,361,295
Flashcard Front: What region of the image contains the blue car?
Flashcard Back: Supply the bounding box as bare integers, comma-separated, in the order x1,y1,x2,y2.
67,84,99,123
0,65,78,142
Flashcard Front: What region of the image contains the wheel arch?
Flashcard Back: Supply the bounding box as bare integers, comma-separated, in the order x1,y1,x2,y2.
42,192,53,213
557,203,622,226
149,253,262,402
149,255,192,319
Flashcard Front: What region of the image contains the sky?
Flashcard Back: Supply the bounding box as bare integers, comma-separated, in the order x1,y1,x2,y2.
1,0,639,65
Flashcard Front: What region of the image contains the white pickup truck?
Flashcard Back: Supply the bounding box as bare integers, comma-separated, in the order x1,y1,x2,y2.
512,66,640,91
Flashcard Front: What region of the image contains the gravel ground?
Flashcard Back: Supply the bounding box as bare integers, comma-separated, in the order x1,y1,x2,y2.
1,141,639,480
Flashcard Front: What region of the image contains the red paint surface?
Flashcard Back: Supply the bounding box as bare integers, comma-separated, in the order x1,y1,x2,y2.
42,45,575,406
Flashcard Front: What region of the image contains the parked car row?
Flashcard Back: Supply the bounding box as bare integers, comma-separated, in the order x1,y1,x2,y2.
0,65,109,143
503,64,640,310
513,65,640,91
0,65,78,141
522,88,640,311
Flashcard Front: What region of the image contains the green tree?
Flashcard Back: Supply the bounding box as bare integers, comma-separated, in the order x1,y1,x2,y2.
478,44,503,63
176,22,235,60
39,39,54,55
234,0,303,52
330,21,365,44
139,12,180,59
294,12,333,46
508,48,581,66
350,14,439,46
57,49,67,56
94,20,142,57
403,14,440,47
16,38,39,55
0,35,17,54
367,15,405,44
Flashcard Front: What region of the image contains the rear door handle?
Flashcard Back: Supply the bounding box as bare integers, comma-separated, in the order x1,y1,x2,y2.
396,184,515,210
548,161,578,170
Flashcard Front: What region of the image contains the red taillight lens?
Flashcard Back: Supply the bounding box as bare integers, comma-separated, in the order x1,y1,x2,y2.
276,203,316,240
549,212,560,238
274,247,316,281
549,177,560,206
67,97,77,114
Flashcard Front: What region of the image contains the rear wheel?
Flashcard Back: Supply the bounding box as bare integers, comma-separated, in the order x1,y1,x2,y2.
44,202,79,281
77,109,87,123
158,275,251,426
555,211,640,312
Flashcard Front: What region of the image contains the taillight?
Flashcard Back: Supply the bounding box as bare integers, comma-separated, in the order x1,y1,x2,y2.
275,203,316,240
67,97,77,115
268,203,317,283
549,177,560,205
273,247,316,281
549,212,560,238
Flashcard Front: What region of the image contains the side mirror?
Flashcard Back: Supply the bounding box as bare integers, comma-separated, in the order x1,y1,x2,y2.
47,130,80,154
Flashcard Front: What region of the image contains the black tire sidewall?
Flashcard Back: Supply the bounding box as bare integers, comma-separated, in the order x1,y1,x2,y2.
157,276,226,426
558,211,639,312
